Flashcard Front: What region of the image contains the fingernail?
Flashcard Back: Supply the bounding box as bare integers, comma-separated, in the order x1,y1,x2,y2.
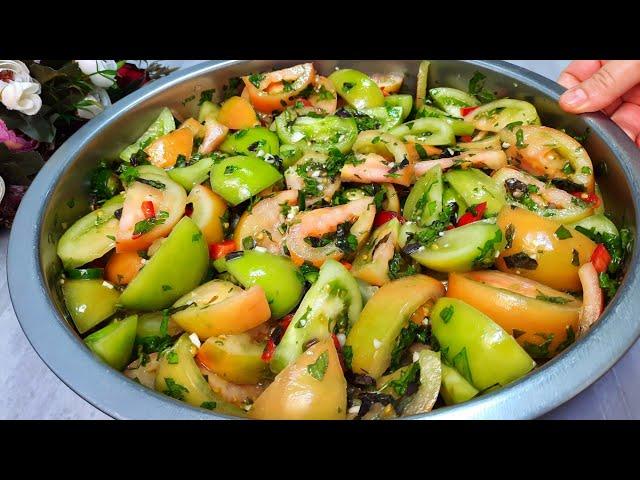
561,87,588,107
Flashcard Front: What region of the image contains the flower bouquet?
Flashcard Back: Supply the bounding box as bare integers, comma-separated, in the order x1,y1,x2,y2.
0,60,176,229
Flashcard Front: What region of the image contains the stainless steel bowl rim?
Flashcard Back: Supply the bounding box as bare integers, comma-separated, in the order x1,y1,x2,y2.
8,60,640,420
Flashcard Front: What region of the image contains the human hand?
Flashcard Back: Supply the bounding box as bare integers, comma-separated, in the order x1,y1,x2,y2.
558,60,640,147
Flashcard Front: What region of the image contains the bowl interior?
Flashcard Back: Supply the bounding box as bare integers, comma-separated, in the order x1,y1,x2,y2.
22,60,640,419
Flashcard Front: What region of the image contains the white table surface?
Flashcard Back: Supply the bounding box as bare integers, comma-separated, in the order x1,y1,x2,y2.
1,60,638,420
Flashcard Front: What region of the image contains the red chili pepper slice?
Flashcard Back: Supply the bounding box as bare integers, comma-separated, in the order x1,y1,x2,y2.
209,240,237,260
460,106,479,116
141,200,155,219
460,135,474,143
456,202,487,227
571,191,601,208
591,244,612,273
261,339,276,362
373,210,406,228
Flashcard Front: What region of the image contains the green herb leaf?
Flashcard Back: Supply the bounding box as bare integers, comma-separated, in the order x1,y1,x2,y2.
200,401,217,410
535,290,571,304
163,377,189,400
307,350,329,381
555,225,573,240
440,305,454,324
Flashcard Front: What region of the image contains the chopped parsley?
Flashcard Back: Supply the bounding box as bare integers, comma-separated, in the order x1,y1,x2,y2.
224,165,239,175
342,345,353,371
163,377,189,400
522,333,554,359
389,322,429,371
535,290,571,304
198,88,215,105
200,401,217,410
440,305,454,324
166,350,179,364
468,71,496,103
342,82,355,92
555,225,573,240
388,363,420,397
133,211,169,236
307,350,329,381
472,229,503,268
515,129,527,148
248,72,265,88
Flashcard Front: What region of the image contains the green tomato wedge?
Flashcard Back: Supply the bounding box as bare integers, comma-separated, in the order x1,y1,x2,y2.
356,278,379,305
389,118,456,146
210,155,282,206
345,274,445,379
57,193,124,270
431,298,535,391
119,217,209,311
62,278,120,334
220,127,280,155
415,105,475,136
328,69,385,110
440,363,479,405
352,218,401,286
408,220,505,272
403,349,442,416
275,112,358,154
444,168,506,215
271,259,362,373
155,333,246,416
120,107,175,162
443,185,468,213
429,87,480,118
135,311,182,339
167,157,215,192
198,101,220,123
279,143,304,168
385,94,413,120
360,106,404,131
404,164,443,226
225,250,304,319
84,315,138,371
568,213,619,237
464,98,540,132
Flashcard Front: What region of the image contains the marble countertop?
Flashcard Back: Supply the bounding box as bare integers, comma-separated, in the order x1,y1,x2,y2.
1,60,638,420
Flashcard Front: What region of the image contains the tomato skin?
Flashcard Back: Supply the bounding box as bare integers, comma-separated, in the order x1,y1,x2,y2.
209,240,236,260
373,210,405,228
261,339,276,362
461,106,479,116
591,244,612,273
242,63,316,114
456,202,487,227
105,251,145,286
460,135,474,143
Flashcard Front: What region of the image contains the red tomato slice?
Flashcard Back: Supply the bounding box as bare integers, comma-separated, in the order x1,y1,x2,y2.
461,106,479,116
373,210,406,228
141,200,155,219
242,63,316,114
591,244,612,273
209,239,237,260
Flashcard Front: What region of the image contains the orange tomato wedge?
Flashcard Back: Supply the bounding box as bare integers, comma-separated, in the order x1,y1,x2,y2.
198,119,228,154
242,63,316,114
186,184,228,245
216,96,260,130
447,270,581,357
144,128,194,169
104,251,145,286
171,281,271,339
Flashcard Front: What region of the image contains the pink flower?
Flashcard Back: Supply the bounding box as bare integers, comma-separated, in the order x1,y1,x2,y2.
0,118,38,152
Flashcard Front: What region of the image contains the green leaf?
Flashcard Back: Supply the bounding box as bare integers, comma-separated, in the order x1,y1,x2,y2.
0,144,45,186
0,107,56,143
307,350,329,381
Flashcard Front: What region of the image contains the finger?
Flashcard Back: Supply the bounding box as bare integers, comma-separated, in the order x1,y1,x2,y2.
603,98,624,117
560,61,640,113
558,72,582,89
622,83,640,105
559,60,604,83
610,102,640,145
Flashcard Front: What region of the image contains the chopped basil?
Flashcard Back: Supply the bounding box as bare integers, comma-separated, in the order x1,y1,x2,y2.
224,165,239,175
506,121,523,131
133,210,169,236
136,178,166,190
166,350,179,364
472,229,503,268
198,89,215,105
248,72,265,88
342,82,355,92
522,333,554,359
342,345,353,371
200,401,217,410
451,347,473,383
556,326,576,353
572,249,580,266
562,162,575,175
388,363,420,397
242,236,256,250
515,129,527,148
581,166,592,175
389,322,429,370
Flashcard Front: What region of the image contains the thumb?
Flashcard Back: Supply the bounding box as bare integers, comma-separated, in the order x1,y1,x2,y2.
559,60,640,113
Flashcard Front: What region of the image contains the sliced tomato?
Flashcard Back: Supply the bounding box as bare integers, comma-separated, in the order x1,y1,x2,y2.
308,76,338,114
105,251,145,286
373,210,405,228
591,244,612,273
371,72,404,95
115,173,187,253
242,63,316,114
209,239,236,260
187,185,228,245
460,135,474,143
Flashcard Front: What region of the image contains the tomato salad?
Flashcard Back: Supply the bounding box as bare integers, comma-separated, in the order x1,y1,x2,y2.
56,61,632,419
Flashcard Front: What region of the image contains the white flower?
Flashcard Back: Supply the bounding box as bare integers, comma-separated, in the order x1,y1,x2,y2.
76,88,112,120
75,60,117,88
0,60,42,116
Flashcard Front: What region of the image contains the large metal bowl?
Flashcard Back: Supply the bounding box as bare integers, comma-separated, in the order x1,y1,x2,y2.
8,60,640,419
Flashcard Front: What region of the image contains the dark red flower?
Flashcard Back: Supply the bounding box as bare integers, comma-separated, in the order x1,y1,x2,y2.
116,63,148,89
